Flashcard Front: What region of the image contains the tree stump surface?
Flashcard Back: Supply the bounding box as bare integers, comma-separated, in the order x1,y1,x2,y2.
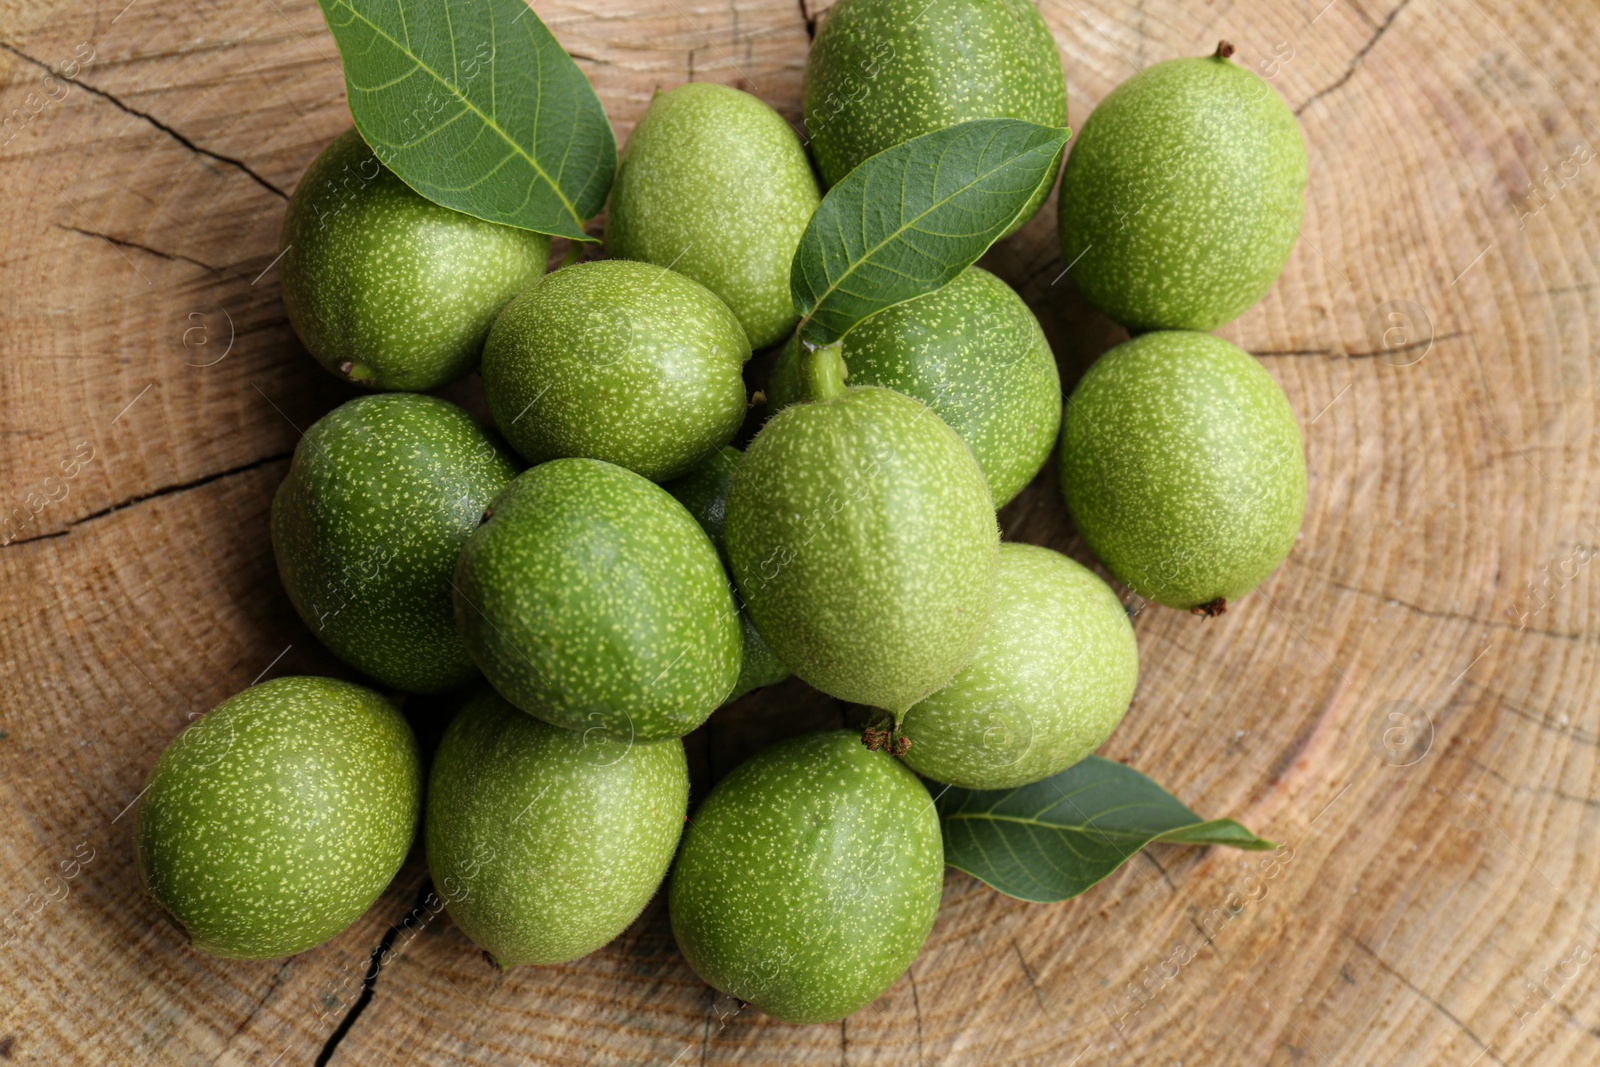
2,0,1597,1063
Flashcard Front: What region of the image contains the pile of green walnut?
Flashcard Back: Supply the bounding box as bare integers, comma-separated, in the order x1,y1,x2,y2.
135,0,1306,1027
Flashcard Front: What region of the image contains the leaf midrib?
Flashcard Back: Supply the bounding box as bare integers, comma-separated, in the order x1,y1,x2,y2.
798,124,1059,337
327,0,582,229
942,810,1195,845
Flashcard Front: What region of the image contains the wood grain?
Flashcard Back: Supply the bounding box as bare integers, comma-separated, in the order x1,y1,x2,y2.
2,0,1598,1063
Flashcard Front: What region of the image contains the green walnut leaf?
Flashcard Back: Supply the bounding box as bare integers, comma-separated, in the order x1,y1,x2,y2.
936,756,1272,903
314,0,615,240
790,118,1069,345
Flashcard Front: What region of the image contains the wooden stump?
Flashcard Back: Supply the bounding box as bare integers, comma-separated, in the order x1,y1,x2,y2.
2,0,1597,1063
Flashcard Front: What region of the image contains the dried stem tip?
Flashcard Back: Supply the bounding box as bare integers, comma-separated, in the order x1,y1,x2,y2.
1215,41,1235,60
862,726,912,757
1191,598,1229,618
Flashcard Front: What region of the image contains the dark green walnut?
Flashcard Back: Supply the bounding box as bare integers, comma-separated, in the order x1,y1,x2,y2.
662,447,791,700
453,458,741,740
660,446,740,556
280,128,551,391
803,0,1066,233
135,677,421,960
1059,331,1306,613
898,543,1138,790
272,394,518,693
427,687,688,966
725,344,998,714
670,731,942,1023
481,260,751,481
728,613,790,701
608,83,821,350
768,267,1060,506
1057,42,1308,331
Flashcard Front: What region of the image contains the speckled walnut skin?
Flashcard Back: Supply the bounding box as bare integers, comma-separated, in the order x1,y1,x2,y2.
802,0,1066,235
481,260,751,482
660,447,793,701
134,677,422,960
1059,331,1307,611
453,458,742,742
272,394,519,694
669,730,942,1024
725,382,999,716
898,543,1139,790
768,267,1062,507
607,83,821,351
426,687,688,967
279,127,551,392
1056,48,1308,332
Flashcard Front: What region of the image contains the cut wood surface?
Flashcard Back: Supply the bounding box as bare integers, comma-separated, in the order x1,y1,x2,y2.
2,0,1597,1063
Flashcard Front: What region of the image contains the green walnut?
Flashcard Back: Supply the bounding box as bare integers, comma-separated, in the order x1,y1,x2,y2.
481,260,751,481
728,613,791,702
426,687,688,966
1059,331,1306,613
608,83,821,350
1057,43,1308,331
272,394,518,694
898,543,1138,789
726,343,998,714
669,731,943,1023
453,458,741,740
280,127,550,391
767,267,1060,506
803,0,1066,232
135,677,422,960
662,447,792,700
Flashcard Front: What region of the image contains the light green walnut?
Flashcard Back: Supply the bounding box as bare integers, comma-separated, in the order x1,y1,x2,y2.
661,446,793,700
280,127,550,391
452,458,742,741
135,677,422,960
726,343,999,714
670,731,942,1023
426,687,689,966
1057,43,1308,331
1059,331,1306,613
608,83,821,350
481,260,751,482
898,543,1138,790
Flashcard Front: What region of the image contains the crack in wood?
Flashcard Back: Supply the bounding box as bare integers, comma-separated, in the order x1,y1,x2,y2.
1464,754,1600,811
1320,574,1591,644
1347,329,1469,360
1010,937,1050,1014
1524,281,1598,297
316,880,435,1067
1342,929,1507,1066
1139,848,1178,892
1295,0,1416,117
798,0,817,41
0,40,288,199
1462,679,1600,747
1251,330,1467,361
54,223,230,275
3,450,293,548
